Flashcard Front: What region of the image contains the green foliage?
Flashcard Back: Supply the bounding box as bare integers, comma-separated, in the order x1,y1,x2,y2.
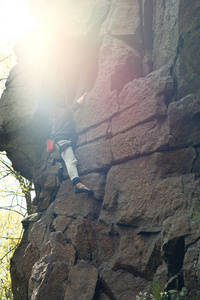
136,292,155,299
0,152,33,215
191,202,200,222
168,287,186,300
0,42,16,95
136,280,186,300
0,43,32,299
0,210,23,300
150,279,168,300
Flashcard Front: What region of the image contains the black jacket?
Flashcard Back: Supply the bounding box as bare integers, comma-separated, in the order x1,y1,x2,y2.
50,102,80,141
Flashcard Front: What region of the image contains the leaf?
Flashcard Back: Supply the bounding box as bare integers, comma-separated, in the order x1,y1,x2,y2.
168,290,177,294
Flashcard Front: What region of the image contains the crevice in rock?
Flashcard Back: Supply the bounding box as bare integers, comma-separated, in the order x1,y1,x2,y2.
0,124,8,136
138,231,161,236
163,236,185,276
191,147,199,173
145,243,163,281
138,0,145,52
111,33,140,52
92,278,104,300
111,113,162,138
112,262,145,280
100,276,118,300
181,176,185,194
185,235,200,252
106,119,113,140
143,0,153,52
166,273,184,293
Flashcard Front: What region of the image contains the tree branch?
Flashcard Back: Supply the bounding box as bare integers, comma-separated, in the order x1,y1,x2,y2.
0,55,11,63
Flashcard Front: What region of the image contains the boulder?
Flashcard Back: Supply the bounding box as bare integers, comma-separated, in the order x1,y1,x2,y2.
152,0,179,69
28,255,69,300
168,92,200,147
100,268,149,300
64,260,98,300
2,1,200,299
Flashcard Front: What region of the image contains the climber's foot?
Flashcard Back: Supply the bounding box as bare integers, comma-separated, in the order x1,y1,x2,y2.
75,183,93,195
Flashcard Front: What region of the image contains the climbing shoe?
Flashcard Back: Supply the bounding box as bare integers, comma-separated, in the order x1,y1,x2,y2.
75,184,93,195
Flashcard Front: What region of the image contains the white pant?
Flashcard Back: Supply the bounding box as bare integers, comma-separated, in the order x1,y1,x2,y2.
57,140,79,181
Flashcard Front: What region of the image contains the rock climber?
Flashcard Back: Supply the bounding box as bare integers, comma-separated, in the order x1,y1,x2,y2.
49,93,93,194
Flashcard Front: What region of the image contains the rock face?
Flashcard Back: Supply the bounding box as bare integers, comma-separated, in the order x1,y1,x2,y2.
0,0,200,299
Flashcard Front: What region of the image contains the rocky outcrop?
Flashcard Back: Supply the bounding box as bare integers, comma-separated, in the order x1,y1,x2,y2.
1,0,200,299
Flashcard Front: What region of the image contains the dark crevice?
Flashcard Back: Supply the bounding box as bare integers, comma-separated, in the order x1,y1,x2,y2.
111,34,141,52
185,235,200,252
112,262,143,278
173,29,200,101
106,119,113,140
167,273,185,293
138,0,145,52
138,231,161,236
191,147,199,173
110,55,140,95
163,236,185,276
143,0,153,51
99,277,117,300
0,124,8,136
92,279,104,300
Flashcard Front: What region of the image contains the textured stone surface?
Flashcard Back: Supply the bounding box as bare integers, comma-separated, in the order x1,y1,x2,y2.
111,118,169,162
28,255,69,300
100,268,149,300
100,169,200,228
1,1,200,299
175,1,200,99
64,260,98,300
76,35,142,132
168,92,200,147
75,139,113,173
100,0,140,37
152,0,179,70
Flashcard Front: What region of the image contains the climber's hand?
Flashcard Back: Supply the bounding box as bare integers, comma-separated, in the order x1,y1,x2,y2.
77,93,87,105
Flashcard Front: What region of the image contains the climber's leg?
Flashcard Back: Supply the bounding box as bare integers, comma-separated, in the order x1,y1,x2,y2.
61,145,93,194
61,146,79,181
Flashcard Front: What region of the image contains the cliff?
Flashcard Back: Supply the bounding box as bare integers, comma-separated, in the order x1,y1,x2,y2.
1,0,200,299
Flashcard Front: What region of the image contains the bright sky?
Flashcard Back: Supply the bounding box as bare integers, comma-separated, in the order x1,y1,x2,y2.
0,0,36,47
0,0,36,210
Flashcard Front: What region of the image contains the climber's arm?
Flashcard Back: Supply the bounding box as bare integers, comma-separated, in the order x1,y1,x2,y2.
70,93,87,112
76,93,87,105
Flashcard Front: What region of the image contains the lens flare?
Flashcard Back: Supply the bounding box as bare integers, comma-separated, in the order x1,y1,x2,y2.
0,0,36,44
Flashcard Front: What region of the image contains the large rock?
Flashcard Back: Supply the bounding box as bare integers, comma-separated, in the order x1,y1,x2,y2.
54,180,102,219
100,0,141,38
111,230,162,281
111,118,169,162
168,92,200,147
76,35,142,132
64,260,98,300
100,268,149,300
2,1,200,300
152,0,179,69
111,70,173,136
174,1,200,99
28,255,69,300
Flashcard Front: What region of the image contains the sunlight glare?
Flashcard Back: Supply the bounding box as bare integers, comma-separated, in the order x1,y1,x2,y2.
0,0,36,45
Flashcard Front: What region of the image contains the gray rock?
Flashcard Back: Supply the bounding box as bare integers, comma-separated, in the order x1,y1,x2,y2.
64,260,98,300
